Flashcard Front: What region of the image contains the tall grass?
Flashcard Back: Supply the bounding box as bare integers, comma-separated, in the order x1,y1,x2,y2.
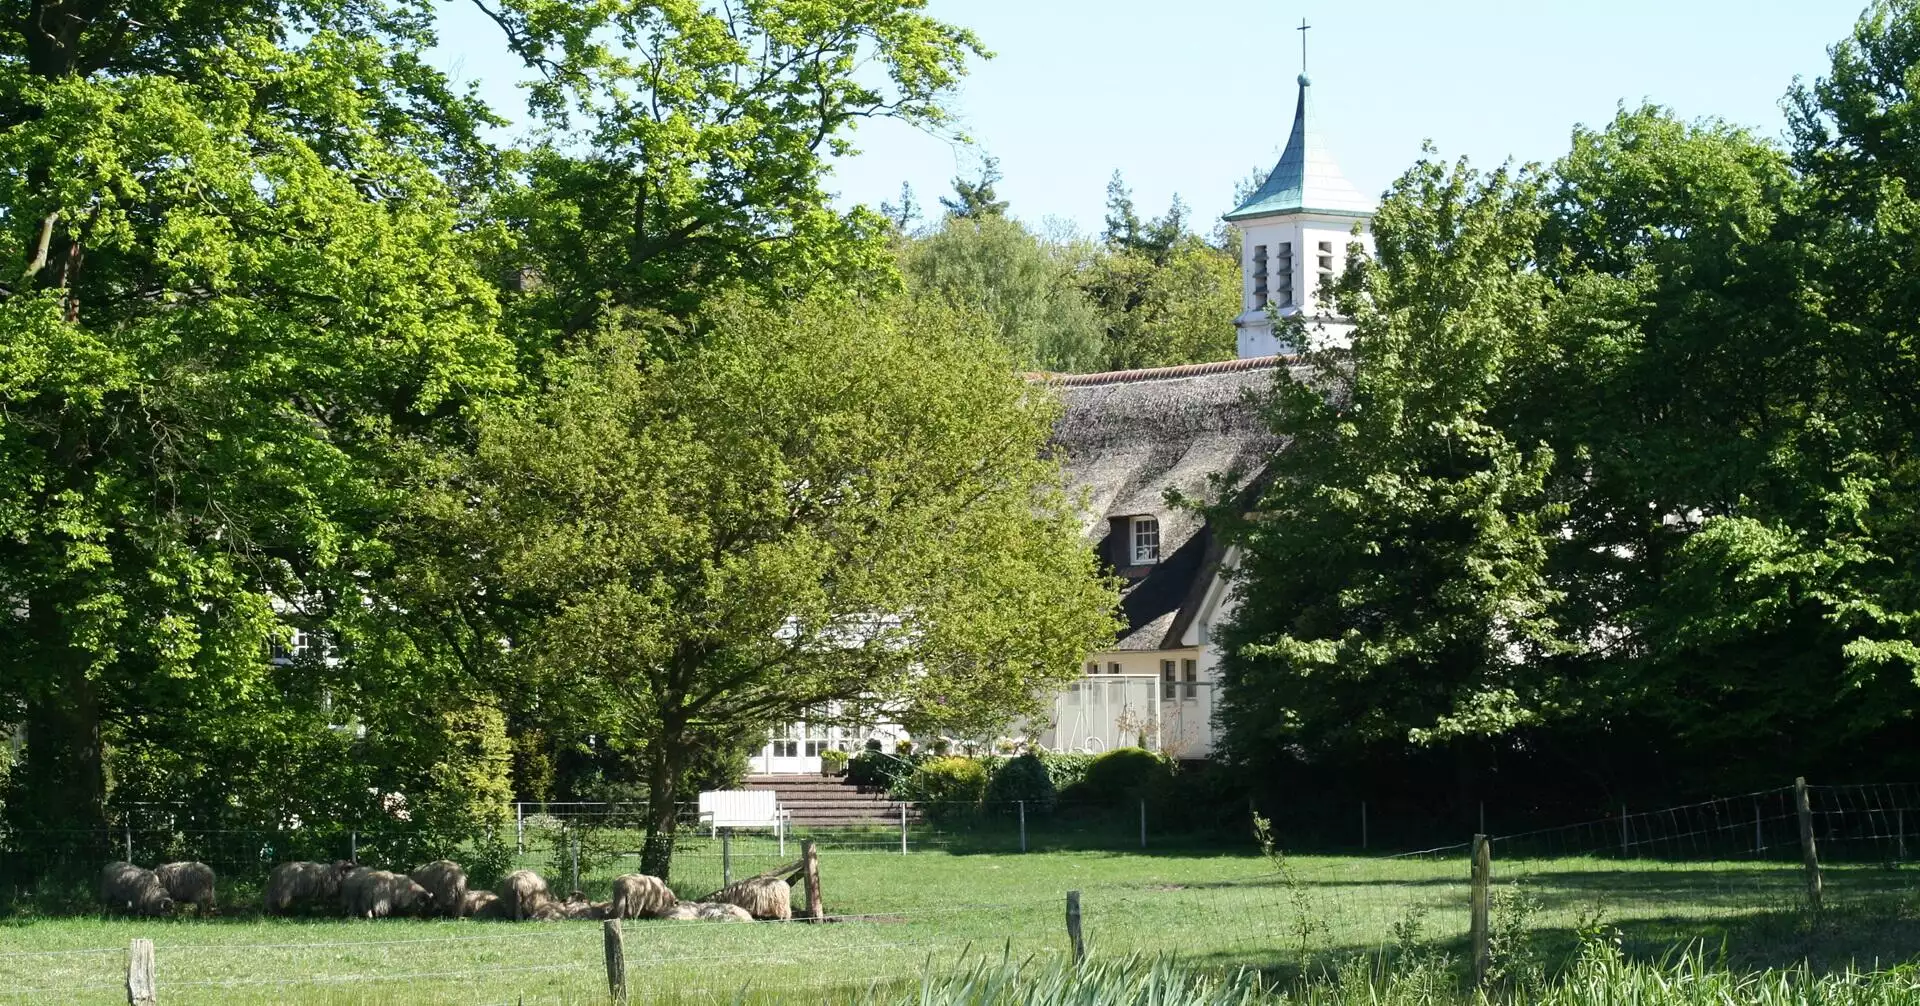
838,945,1920,1006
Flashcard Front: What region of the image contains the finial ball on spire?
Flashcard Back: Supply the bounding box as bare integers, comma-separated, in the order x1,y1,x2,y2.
1298,73,1311,87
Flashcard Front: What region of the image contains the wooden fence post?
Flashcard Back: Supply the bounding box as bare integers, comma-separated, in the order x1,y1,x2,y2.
802,839,823,922
1795,777,1823,912
1065,890,1085,965
602,918,628,1004
1469,835,1491,988
127,938,156,1006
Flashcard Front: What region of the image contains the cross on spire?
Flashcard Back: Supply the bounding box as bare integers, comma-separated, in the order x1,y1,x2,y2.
1298,17,1311,76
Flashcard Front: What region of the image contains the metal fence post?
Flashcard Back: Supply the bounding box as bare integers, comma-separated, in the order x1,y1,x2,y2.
1138,799,1146,849
1755,798,1764,853
1018,800,1027,853
721,829,732,889
1361,801,1368,850
1620,805,1629,857
124,825,132,864
899,803,908,855
515,802,524,855
349,830,357,864
1901,809,1908,863
570,833,581,894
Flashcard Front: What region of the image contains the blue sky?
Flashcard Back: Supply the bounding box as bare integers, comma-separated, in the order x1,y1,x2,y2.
431,1,1865,235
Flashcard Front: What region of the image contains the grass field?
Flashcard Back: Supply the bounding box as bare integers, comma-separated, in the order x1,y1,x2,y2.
4,833,1919,1005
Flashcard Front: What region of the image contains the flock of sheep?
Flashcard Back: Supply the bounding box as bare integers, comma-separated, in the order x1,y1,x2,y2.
100,859,795,923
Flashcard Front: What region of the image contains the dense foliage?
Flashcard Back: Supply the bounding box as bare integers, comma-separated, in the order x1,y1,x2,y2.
895,171,1241,373
1217,2,1920,822
0,0,1120,886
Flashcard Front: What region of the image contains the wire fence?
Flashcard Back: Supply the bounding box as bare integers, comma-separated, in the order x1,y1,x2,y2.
5,780,1920,1003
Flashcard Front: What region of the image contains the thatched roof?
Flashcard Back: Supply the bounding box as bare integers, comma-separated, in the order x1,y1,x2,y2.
1045,355,1301,650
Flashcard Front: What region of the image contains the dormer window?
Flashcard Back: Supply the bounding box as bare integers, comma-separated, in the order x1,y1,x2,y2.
1131,516,1161,565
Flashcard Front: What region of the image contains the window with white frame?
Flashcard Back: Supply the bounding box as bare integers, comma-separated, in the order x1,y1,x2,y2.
1131,516,1161,564
1107,661,1122,675
1161,660,1178,700
1182,659,1198,699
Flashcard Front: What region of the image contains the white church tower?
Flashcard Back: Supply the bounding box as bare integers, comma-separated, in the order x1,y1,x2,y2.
1223,69,1376,358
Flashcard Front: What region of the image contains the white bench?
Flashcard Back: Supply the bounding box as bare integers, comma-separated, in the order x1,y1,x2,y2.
698,790,793,854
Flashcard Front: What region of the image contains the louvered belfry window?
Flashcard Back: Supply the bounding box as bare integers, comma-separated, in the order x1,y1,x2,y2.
1251,244,1268,309
1277,242,1294,307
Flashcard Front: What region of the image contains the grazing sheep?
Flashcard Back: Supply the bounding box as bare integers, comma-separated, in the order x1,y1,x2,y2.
409,860,468,919
341,867,435,919
154,861,216,916
609,873,675,920
717,876,792,921
264,861,354,916
655,901,753,922
498,869,553,922
100,862,174,917
463,890,504,919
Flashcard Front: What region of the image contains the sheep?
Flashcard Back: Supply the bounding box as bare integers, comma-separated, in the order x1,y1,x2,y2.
463,890,504,919
409,860,468,919
498,869,553,922
609,873,676,919
533,893,607,921
264,861,354,916
340,867,435,919
655,901,753,922
717,876,792,921
154,861,216,916
99,862,174,917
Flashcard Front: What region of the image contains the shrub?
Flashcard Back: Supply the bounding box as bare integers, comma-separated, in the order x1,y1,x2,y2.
1078,747,1173,805
1038,752,1096,792
848,750,918,790
898,756,987,821
985,752,1057,810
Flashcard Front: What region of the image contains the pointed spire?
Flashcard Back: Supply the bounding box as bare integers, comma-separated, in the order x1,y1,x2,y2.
1224,73,1374,220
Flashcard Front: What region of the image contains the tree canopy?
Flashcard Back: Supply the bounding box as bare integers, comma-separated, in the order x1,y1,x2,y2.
1218,1,1920,819
433,293,1117,876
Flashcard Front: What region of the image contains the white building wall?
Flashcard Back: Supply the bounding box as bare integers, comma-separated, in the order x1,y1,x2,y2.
1234,213,1374,358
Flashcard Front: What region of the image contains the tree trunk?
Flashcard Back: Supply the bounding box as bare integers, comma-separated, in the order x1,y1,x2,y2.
639,728,687,880
10,595,108,876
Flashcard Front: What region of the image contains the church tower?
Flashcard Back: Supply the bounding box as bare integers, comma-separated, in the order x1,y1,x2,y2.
1223,70,1375,358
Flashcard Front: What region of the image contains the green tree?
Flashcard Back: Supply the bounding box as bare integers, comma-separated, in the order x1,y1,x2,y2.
1084,173,1238,369
901,213,1104,372
941,155,1010,219
479,0,988,341
0,5,516,855
440,292,1118,878
1215,154,1569,765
